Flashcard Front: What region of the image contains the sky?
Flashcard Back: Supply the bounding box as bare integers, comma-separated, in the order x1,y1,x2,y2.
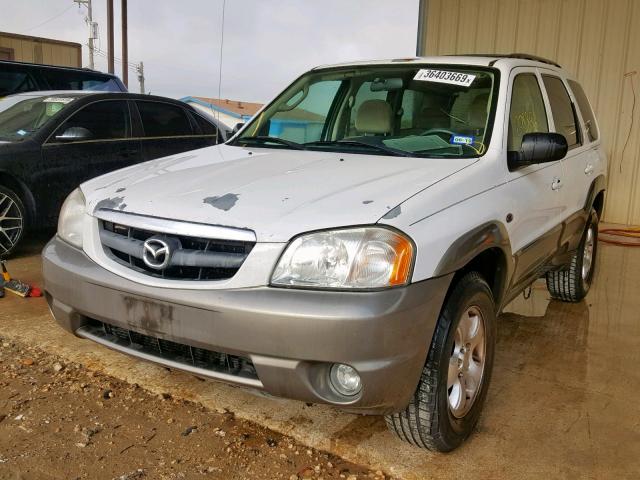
1,0,419,103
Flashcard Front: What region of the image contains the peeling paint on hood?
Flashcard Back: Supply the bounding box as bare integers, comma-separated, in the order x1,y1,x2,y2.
82,144,473,242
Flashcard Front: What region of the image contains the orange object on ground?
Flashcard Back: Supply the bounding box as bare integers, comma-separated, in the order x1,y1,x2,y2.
599,227,640,247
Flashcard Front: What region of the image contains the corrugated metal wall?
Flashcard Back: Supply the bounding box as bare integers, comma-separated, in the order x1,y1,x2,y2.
0,32,81,68
422,0,640,225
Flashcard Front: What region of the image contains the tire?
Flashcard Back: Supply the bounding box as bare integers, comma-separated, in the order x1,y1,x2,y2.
0,186,27,258
546,209,598,302
385,271,497,451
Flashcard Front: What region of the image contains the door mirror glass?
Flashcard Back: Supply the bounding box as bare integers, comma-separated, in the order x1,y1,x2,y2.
508,132,568,169
55,126,93,142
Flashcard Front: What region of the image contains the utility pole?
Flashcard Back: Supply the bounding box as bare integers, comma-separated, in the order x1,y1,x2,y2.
74,0,97,69
416,0,428,56
106,0,114,73
136,61,145,94
121,0,128,87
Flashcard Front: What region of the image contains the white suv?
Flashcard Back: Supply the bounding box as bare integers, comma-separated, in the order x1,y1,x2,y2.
43,54,606,451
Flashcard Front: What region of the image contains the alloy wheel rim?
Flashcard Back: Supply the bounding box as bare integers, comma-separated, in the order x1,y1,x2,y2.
448,305,486,418
582,227,595,281
0,193,23,254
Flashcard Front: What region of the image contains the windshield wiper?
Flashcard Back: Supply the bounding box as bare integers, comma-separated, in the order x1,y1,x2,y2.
235,136,305,150
305,139,412,157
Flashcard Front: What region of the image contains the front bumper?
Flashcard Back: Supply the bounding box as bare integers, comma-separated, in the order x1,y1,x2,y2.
42,237,452,414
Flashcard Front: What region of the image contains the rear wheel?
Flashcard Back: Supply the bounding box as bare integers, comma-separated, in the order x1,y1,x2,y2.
0,186,26,258
546,209,598,302
385,272,496,451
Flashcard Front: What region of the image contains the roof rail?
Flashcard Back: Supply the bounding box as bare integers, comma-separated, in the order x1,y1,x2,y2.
498,53,562,68
451,53,561,68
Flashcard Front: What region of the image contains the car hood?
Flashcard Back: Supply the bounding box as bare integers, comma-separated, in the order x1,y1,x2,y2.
83,144,473,242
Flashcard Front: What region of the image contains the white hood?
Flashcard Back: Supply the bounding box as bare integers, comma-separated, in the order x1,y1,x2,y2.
82,144,473,242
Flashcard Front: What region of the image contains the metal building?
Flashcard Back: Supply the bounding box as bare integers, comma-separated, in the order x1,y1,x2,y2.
0,31,81,68
419,0,640,225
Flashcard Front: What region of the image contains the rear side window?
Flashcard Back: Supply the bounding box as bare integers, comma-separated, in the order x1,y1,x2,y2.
53,100,130,141
542,75,580,149
192,113,218,135
136,101,193,137
508,73,549,151
0,70,38,96
40,70,123,92
568,80,598,142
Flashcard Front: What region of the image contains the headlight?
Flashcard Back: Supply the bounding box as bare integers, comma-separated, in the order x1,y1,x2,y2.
57,188,86,249
271,227,414,289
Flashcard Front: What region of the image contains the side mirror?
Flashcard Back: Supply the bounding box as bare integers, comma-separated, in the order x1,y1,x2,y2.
508,132,568,170
55,126,93,142
231,122,244,134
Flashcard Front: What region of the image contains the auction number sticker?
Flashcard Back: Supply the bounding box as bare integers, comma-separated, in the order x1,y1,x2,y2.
43,97,75,104
414,69,476,87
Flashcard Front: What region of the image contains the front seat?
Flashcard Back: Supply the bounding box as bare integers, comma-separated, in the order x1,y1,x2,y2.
355,99,393,136
467,93,489,134
415,93,450,130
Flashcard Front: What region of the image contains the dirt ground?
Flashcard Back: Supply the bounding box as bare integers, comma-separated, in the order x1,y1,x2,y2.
0,336,386,480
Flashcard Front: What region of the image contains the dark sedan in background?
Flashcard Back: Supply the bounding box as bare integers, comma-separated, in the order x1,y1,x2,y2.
0,91,224,256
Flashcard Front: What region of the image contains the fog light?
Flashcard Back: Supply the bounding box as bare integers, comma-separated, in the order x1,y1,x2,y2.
330,363,362,396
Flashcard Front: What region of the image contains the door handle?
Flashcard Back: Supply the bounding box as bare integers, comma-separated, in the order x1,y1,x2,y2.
584,164,595,175
551,177,563,191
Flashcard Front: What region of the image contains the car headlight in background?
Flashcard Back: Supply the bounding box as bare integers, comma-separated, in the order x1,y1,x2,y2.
57,188,86,249
271,227,414,289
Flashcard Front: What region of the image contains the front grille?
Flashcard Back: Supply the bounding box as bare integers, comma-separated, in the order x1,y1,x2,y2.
99,220,255,281
86,319,258,380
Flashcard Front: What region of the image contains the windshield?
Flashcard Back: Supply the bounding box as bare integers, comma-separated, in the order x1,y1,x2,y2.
234,65,498,158
0,95,77,141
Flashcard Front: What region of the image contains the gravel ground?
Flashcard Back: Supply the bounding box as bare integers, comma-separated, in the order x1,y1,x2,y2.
0,336,390,480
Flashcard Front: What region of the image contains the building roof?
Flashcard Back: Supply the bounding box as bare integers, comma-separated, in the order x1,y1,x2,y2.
193,97,263,116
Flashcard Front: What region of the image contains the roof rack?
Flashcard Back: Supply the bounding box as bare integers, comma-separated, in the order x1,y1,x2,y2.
451,53,561,68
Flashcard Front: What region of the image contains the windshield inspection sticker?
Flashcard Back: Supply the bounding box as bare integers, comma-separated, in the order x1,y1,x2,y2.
414,69,476,87
450,134,475,145
43,97,75,104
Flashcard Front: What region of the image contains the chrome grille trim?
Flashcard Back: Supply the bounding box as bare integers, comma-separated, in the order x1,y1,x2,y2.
94,208,256,243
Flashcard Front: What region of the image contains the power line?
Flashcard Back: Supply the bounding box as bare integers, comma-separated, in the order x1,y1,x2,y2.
23,5,74,33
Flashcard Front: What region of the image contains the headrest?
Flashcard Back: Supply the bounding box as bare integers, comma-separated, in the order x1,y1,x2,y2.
355,99,393,134
468,94,490,128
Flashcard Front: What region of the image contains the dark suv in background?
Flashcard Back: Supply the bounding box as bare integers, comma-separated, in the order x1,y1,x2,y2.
0,91,223,256
0,60,127,97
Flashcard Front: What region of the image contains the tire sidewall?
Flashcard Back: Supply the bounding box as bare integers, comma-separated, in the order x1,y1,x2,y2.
435,276,497,446
576,210,599,295
0,186,27,258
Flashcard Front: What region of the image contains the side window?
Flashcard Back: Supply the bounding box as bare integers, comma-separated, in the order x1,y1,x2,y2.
542,75,580,149
192,113,218,136
268,80,341,143
508,74,549,151
568,80,598,142
52,100,130,142
136,101,193,137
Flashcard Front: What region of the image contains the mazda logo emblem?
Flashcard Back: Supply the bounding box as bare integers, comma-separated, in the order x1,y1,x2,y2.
142,237,172,270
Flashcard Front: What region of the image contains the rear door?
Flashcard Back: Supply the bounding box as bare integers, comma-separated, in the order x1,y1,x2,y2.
501,68,566,285
540,73,590,216
134,100,217,161
39,99,140,222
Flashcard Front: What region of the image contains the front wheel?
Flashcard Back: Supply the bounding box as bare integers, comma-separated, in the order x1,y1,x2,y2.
385,271,497,451
546,209,599,302
0,186,26,258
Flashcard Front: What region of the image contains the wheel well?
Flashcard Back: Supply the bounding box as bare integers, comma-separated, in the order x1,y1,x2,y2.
592,190,605,219
0,172,35,222
451,247,507,305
